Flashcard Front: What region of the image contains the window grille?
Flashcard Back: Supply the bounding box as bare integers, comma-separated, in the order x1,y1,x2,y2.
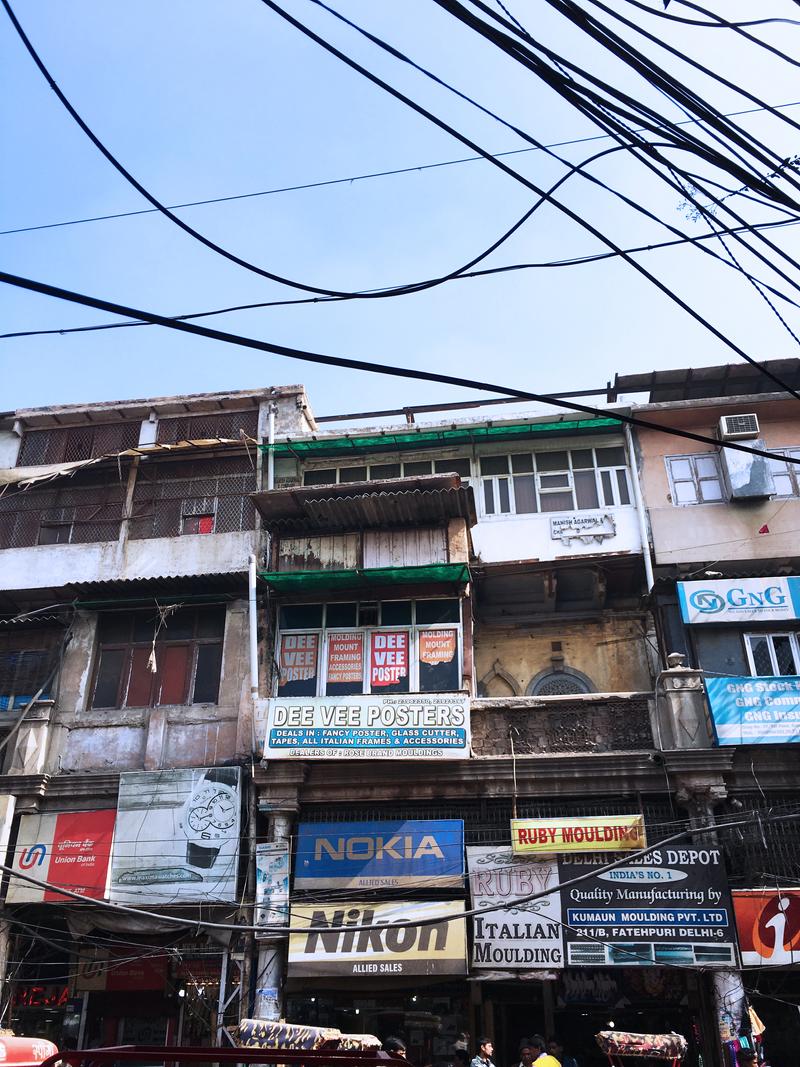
0,477,126,548
0,628,63,709
17,423,140,466
156,411,258,445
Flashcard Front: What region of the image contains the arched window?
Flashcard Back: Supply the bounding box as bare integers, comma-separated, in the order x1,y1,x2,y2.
527,666,594,697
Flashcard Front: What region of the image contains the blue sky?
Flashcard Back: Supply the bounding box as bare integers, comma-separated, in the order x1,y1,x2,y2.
2,1,800,421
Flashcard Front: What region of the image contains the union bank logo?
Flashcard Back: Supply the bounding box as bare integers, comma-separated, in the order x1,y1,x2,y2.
19,843,48,869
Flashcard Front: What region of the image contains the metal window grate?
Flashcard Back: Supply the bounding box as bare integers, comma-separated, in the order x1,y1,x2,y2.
0,628,63,709
156,411,258,444
0,476,127,548
17,423,141,466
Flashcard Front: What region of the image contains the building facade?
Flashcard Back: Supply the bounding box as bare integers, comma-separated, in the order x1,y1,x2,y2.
0,363,798,1066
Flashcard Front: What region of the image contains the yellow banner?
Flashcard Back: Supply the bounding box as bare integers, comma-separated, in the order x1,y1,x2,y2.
511,815,646,854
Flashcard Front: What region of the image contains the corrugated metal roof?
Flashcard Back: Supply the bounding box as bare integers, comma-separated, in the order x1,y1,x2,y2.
251,474,477,531
611,359,800,403
66,571,248,605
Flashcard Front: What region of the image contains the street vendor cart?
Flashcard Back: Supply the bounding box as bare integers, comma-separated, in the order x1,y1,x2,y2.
595,1030,689,1067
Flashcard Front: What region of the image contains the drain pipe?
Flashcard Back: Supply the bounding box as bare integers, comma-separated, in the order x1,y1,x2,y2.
624,423,655,592
248,553,259,701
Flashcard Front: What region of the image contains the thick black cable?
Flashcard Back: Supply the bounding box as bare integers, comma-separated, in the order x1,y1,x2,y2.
300,0,800,397
617,0,800,56
264,0,800,400
3,267,800,470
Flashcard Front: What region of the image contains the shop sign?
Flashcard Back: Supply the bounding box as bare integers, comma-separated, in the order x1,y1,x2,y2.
733,889,800,965
559,846,737,967
511,815,646,855
295,820,464,889
705,676,800,745
370,632,408,688
11,985,68,1008
419,630,457,666
279,633,319,684
467,847,563,969
287,900,467,976
7,809,116,904
75,949,168,992
677,576,800,625
255,841,290,937
550,514,615,545
110,767,240,904
263,694,470,759
326,633,363,686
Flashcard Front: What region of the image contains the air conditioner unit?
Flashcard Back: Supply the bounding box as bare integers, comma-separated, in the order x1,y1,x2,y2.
718,413,760,440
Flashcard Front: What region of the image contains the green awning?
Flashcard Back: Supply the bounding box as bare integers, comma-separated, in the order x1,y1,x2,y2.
261,417,619,458
257,563,470,592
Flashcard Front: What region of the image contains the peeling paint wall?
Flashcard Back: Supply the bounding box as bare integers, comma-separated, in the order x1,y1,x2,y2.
474,615,653,696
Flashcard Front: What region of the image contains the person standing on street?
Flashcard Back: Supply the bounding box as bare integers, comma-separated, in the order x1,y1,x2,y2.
548,1038,577,1067
470,1037,496,1067
529,1035,560,1067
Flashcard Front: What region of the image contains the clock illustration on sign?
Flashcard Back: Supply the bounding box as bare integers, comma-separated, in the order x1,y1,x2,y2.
179,768,239,869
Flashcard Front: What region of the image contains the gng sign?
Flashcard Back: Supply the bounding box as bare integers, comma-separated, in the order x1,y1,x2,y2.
678,577,800,625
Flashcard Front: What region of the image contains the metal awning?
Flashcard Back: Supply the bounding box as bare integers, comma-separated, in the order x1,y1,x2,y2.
257,563,470,593
610,358,800,403
251,474,476,531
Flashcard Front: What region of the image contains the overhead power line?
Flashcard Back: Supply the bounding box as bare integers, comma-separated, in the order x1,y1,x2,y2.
2,266,800,468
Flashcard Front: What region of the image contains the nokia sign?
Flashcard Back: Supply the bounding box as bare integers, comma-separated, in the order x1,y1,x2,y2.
678,577,800,625
295,820,464,889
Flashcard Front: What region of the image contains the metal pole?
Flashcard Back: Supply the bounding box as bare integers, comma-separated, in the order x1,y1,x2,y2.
624,423,655,591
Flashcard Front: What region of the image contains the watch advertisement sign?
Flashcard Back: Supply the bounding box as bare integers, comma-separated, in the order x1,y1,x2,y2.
8,809,116,903
295,820,464,889
467,847,563,969
255,842,290,937
263,694,470,759
511,815,647,855
733,889,800,965
110,767,240,904
287,900,467,976
705,676,800,745
560,846,737,967
677,577,800,625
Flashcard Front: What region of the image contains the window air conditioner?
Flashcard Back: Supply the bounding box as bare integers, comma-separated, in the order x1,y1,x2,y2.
718,413,760,440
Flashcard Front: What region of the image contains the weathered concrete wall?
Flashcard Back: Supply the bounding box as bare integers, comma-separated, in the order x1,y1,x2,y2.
36,601,250,774
471,695,655,754
474,615,653,696
0,530,256,592
0,430,20,468
637,397,800,563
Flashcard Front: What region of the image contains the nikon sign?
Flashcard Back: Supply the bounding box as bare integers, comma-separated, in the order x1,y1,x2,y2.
287,901,467,976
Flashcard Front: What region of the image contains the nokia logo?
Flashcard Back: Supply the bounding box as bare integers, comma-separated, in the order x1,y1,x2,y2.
303,907,448,955
314,834,445,863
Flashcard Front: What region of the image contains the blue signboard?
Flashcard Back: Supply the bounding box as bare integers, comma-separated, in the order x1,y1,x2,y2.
706,676,800,745
677,577,800,625
295,820,464,889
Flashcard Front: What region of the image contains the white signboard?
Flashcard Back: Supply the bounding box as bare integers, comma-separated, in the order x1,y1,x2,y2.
263,694,470,759
678,577,800,625
550,514,615,545
255,842,290,937
467,846,563,969
110,767,240,904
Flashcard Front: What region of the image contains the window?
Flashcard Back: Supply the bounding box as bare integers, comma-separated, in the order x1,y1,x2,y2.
17,423,141,467
302,457,471,487
527,667,594,696
744,632,800,677
275,598,462,697
768,448,800,498
665,453,724,505
156,410,258,445
0,628,62,710
480,446,631,516
91,607,226,708
0,477,126,549
129,457,256,539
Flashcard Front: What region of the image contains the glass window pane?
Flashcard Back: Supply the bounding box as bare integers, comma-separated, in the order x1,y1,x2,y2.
772,473,794,497
416,599,460,624
195,606,226,638
616,469,631,505
418,629,459,692
540,491,574,512
748,636,772,676
673,480,698,504
600,470,614,505
570,449,594,470
369,631,409,693
132,612,158,643
510,453,533,474
97,614,131,643
381,600,412,625
359,602,379,627
339,466,367,483
513,474,537,513
126,647,154,707
193,643,223,703
668,458,693,480
480,456,508,476
540,473,570,489
483,480,495,514
279,604,323,629
773,636,798,675
303,468,337,486
403,461,433,476
326,602,358,627
694,455,719,479
595,446,626,467
92,649,125,708
370,463,401,479
277,632,319,696
574,470,599,510
699,478,724,502
536,451,569,472
434,458,471,476
159,609,194,642
498,477,511,513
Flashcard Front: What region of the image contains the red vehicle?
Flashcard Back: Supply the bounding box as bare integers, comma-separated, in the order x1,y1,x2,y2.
42,1047,399,1067
0,1035,59,1067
